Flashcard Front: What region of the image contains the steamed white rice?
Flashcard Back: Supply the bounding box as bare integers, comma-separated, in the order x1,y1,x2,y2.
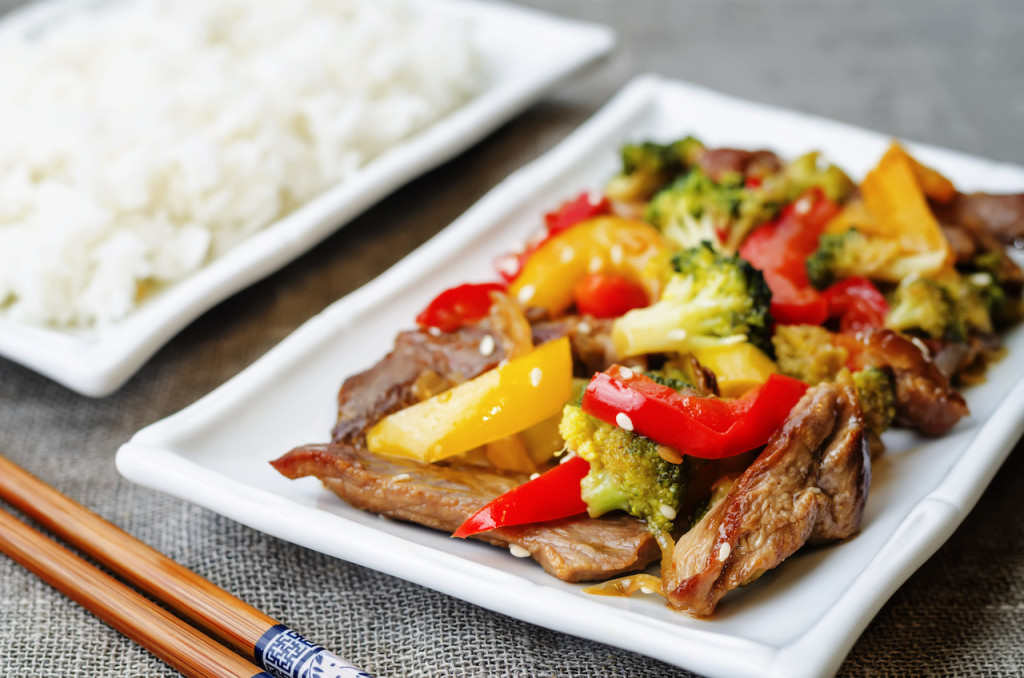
0,0,481,327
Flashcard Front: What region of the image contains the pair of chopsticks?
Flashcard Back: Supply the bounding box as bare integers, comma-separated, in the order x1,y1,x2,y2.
0,454,371,678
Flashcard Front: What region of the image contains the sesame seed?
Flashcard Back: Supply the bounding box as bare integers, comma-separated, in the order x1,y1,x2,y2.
517,284,536,304
576,321,591,335
718,542,732,562
427,326,442,336
530,367,543,387
659,504,677,520
478,335,496,356
656,445,683,465
619,367,634,379
392,473,411,482
615,412,634,431
560,246,575,263
620,578,631,588
559,452,577,464
509,544,531,558
667,328,688,341
794,197,811,215
640,586,654,595
529,473,540,480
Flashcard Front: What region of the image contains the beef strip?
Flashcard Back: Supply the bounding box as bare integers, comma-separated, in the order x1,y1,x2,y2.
932,192,1024,247
331,324,504,445
858,328,969,436
530,315,637,376
272,444,659,582
662,381,869,616
696,148,782,183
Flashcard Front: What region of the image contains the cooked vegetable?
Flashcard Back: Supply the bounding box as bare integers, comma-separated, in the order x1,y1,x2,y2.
805,229,875,291
495,192,612,283
580,365,808,460
884,275,993,342
781,151,855,204
452,455,590,538
415,282,507,333
820,276,889,333
560,404,687,534
690,342,777,397
572,272,650,318
605,137,705,204
508,216,668,316
612,242,773,358
852,366,897,436
738,188,840,325
644,168,779,253
772,324,850,385
819,144,954,283
366,337,573,462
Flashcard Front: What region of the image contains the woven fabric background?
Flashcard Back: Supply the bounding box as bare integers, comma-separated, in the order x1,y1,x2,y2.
1,0,1022,676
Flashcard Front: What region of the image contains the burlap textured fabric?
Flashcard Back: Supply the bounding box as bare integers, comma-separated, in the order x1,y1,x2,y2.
1,1,1022,676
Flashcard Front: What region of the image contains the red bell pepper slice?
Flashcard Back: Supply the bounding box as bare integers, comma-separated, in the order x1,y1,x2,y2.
739,188,841,325
495,191,611,283
821,276,889,333
572,272,649,318
452,455,590,538
581,366,808,459
415,282,507,333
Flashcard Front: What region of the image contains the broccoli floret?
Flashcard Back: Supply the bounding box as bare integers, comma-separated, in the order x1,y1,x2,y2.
966,253,1021,327
604,137,705,204
805,229,864,290
644,169,780,253
885,277,962,341
852,367,896,436
772,324,848,384
612,242,773,358
559,404,688,534
782,151,855,203
885,274,994,342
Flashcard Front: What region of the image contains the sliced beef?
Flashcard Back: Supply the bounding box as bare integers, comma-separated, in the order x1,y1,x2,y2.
331,324,504,445
858,328,969,436
696,148,782,183
662,381,869,617
932,192,1024,247
530,316,625,376
272,444,659,582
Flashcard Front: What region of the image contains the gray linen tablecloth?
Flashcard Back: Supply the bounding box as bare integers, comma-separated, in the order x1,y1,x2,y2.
1,1,1022,676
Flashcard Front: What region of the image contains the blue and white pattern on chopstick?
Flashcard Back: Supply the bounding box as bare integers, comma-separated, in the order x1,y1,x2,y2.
255,625,373,678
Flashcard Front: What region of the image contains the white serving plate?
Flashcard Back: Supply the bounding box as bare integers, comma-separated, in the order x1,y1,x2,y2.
0,0,614,397
117,75,1024,678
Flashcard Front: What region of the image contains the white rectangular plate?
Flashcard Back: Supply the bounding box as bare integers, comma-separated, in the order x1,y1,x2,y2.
0,0,614,396
117,75,1024,678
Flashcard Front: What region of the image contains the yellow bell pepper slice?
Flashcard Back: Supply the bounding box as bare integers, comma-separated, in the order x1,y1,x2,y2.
859,143,953,265
484,435,537,474
691,342,777,398
508,216,668,316
366,337,573,463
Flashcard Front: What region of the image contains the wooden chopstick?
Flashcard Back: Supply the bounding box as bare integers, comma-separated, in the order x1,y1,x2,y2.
0,507,268,678
0,455,370,678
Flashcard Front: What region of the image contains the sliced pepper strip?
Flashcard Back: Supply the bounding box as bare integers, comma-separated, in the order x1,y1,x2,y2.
415,282,507,333
739,188,840,325
367,337,573,463
821,276,889,333
581,367,808,459
452,456,590,538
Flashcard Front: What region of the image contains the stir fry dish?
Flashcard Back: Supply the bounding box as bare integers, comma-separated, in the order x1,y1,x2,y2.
271,137,1024,616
